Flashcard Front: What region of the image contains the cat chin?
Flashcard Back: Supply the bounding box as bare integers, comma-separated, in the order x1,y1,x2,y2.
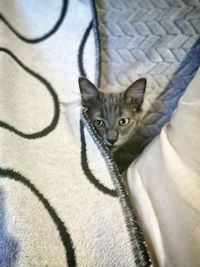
104,142,117,150
108,141,126,152
110,146,118,153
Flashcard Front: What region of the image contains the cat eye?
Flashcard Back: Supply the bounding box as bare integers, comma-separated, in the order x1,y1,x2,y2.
119,118,130,126
94,119,104,126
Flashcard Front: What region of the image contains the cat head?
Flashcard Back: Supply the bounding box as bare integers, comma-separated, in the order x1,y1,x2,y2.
79,77,146,148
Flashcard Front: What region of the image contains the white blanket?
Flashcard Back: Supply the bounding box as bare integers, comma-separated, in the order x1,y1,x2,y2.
127,68,200,266
0,1,150,266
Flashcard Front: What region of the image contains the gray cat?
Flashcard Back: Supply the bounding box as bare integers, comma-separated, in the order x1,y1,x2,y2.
79,77,146,172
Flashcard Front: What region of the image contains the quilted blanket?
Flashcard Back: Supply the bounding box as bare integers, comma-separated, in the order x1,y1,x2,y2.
96,0,200,169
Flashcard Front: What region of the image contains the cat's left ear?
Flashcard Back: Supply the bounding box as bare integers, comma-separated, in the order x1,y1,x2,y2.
124,78,146,108
78,77,99,102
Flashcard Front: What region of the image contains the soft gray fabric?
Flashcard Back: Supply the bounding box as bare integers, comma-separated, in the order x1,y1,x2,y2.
96,0,200,158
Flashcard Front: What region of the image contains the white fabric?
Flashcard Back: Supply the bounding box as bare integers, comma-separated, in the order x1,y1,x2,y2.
0,1,137,266
127,68,200,267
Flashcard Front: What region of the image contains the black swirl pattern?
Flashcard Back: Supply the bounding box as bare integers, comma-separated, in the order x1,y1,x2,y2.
0,168,76,267
89,0,102,87
0,48,60,139
80,120,117,197
0,0,68,43
78,19,117,197
78,21,93,78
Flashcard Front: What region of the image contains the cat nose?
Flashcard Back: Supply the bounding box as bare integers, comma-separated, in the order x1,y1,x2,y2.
107,138,117,145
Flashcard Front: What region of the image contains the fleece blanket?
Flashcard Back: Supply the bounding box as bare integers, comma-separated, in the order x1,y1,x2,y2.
96,0,200,161
0,1,150,267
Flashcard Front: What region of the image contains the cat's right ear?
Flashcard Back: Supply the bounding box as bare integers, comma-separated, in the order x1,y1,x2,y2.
124,78,146,108
78,77,99,102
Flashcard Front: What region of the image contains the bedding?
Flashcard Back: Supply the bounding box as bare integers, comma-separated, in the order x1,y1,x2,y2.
0,0,200,266
127,68,200,266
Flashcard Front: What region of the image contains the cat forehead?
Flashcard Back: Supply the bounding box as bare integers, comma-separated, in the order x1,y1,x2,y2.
100,92,123,101
93,103,131,118
88,92,133,117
